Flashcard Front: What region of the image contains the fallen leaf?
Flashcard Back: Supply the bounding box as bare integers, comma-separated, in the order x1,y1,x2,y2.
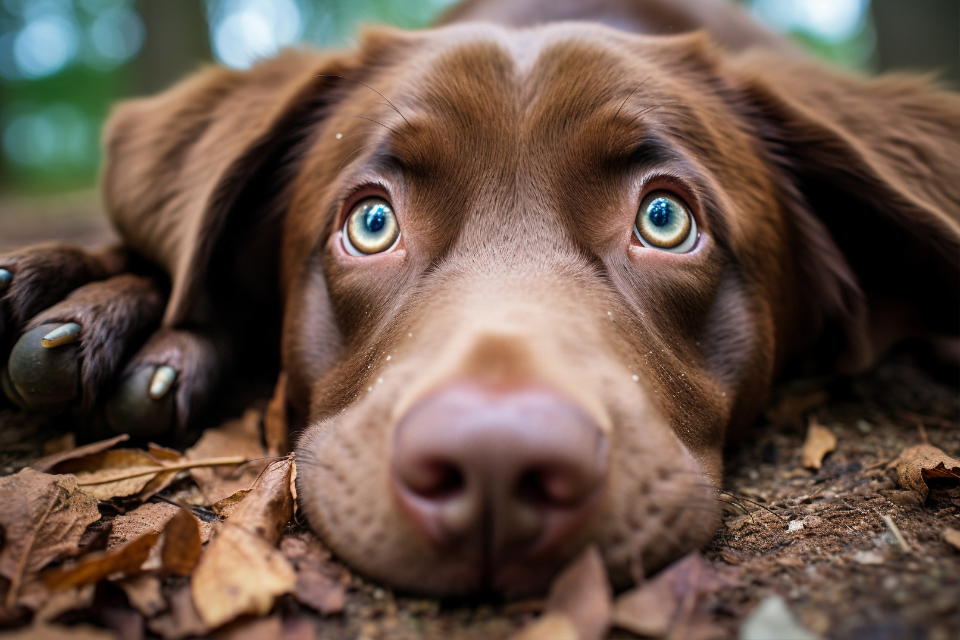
190,458,296,629
801,417,837,471
190,523,296,629
613,552,732,639
52,448,245,501
211,489,250,519
739,596,817,640
613,578,676,637
118,574,166,617
227,458,295,545
510,612,579,640
280,534,346,616
888,444,960,501
161,506,202,576
941,527,960,552
265,372,290,457
0,469,100,607
294,567,345,616
147,584,208,640
31,584,95,624
31,434,129,472
42,432,76,457
543,545,611,640
186,409,268,504
42,530,160,591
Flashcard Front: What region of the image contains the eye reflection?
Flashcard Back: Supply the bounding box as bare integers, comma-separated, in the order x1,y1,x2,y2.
343,198,400,256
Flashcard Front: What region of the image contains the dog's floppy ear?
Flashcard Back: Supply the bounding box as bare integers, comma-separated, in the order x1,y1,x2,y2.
102,50,354,326
728,54,960,373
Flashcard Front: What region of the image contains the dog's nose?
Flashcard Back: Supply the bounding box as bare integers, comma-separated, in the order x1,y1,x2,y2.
391,383,607,563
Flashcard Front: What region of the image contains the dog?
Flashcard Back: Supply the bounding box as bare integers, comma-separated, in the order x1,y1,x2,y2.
1,0,957,597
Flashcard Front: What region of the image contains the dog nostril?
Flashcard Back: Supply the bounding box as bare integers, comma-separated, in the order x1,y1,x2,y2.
403,459,466,499
516,466,591,507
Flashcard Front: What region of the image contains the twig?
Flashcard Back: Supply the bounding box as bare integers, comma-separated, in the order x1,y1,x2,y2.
76,456,247,486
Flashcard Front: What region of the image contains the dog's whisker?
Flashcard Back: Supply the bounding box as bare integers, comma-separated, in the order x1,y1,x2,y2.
614,77,649,119
319,74,411,126
341,114,399,134
338,143,380,171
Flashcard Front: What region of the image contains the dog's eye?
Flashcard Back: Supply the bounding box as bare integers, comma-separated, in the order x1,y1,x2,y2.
634,192,697,253
343,198,400,256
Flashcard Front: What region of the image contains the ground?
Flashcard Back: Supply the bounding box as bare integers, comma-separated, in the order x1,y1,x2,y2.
0,199,958,639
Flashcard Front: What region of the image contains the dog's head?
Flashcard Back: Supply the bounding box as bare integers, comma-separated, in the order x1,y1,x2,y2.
102,22,960,595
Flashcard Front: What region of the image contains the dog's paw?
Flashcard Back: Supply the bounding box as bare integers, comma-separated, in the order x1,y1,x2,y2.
1,245,219,437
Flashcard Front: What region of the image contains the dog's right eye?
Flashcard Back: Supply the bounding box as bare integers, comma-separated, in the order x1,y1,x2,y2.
634,191,697,253
342,198,401,256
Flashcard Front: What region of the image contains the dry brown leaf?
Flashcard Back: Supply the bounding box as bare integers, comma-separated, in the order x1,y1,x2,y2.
107,502,177,550
943,528,960,552
265,372,290,457
613,579,676,637
51,447,246,501
190,523,296,629
889,444,960,501
211,489,250,519
294,567,345,616
613,552,732,639
42,530,160,591
0,469,100,607
280,534,347,615
227,458,294,544
218,615,284,640
801,417,837,471
186,409,268,504
31,584,95,624
514,545,611,640
161,507,202,576
147,584,208,640
31,434,129,473
510,612,579,640
118,574,166,618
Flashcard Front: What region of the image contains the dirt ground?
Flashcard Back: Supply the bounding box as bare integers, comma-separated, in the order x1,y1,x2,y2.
0,348,957,640
0,201,958,639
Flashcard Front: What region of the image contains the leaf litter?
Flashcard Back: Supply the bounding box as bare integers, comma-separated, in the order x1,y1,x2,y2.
0,351,957,639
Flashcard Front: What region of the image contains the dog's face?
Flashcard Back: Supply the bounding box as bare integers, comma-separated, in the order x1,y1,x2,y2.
100,21,959,596
283,23,848,594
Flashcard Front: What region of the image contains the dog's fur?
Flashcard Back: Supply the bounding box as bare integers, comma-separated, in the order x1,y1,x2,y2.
1,0,958,596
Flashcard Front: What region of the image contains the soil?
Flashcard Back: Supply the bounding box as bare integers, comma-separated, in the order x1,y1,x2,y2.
1,203,958,639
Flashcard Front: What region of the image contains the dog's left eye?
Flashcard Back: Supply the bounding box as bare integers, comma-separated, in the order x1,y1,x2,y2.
343,198,401,256
634,192,697,253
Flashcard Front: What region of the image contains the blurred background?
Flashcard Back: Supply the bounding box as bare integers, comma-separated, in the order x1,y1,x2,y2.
0,0,957,247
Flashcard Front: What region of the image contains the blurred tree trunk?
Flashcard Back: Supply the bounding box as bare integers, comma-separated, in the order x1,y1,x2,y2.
134,0,212,95
871,0,959,88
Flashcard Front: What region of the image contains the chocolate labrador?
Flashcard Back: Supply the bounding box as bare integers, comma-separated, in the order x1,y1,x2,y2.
1,0,958,596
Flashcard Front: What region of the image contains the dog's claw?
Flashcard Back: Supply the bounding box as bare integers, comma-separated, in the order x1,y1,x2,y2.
105,365,176,438
0,268,11,291
40,322,82,348
149,365,177,399
5,323,80,410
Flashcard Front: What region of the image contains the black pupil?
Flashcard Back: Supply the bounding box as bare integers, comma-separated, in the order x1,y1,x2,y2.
365,207,386,233
648,199,671,227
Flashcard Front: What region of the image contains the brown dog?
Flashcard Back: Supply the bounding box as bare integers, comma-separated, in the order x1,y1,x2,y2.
1,0,958,597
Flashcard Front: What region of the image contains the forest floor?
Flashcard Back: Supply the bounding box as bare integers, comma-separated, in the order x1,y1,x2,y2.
0,200,958,639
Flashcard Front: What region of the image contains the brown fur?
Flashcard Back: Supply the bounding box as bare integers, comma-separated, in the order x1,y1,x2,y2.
2,0,958,596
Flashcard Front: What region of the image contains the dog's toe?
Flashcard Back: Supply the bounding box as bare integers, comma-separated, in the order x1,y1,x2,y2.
103,329,218,437
105,364,178,438
3,323,81,411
